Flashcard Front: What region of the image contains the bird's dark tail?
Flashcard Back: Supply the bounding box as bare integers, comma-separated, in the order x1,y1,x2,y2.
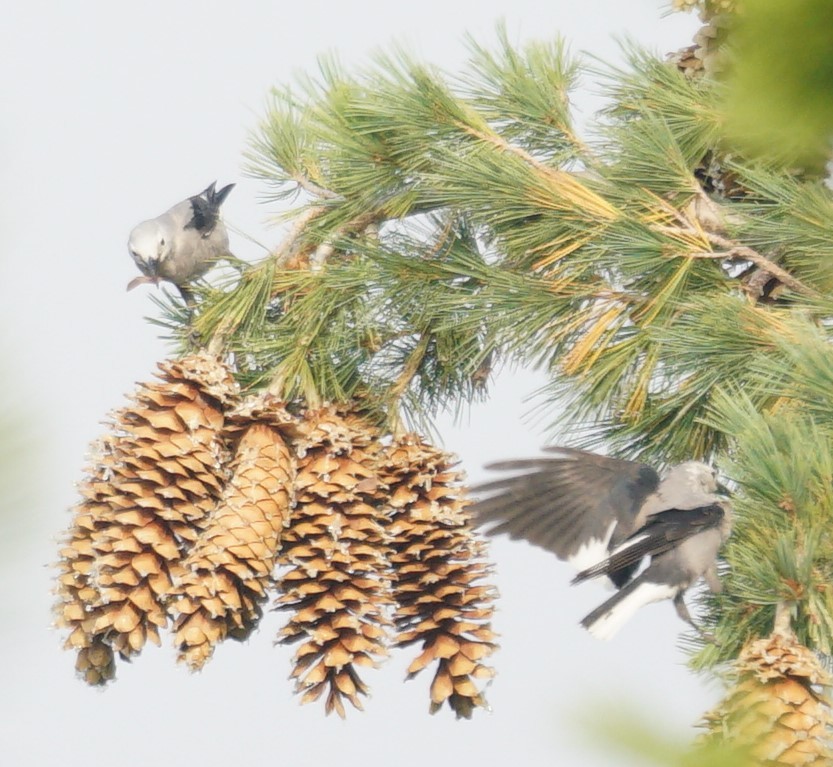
580,577,676,640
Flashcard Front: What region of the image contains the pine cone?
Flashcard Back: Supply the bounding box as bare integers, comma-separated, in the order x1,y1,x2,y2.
54,354,237,682
171,409,295,669
58,378,500,717
274,406,392,717
378,436,497,719
700,630,833,765
55,436,119,684
669,2,736,77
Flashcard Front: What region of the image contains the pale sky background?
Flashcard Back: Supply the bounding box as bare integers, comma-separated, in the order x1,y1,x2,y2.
0,3,710,766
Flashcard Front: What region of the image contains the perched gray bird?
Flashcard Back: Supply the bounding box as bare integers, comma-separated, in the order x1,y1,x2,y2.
127,181,235,303
471,448,732,639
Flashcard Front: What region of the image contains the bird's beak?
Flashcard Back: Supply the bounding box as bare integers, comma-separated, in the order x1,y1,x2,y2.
716,481,732,497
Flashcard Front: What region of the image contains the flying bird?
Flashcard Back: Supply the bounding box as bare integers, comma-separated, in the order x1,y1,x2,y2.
127,181,235,304
471,448,732,639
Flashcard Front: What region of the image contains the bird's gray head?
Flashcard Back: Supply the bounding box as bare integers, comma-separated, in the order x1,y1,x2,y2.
127,219,174,284
662,461,722,498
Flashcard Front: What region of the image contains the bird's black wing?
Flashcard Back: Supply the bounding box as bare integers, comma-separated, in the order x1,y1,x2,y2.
571,503,726,584
185,181,235,233
471,448,660,564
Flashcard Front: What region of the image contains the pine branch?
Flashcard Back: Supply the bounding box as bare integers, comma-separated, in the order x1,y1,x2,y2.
273,206,327,266
691,238,822,299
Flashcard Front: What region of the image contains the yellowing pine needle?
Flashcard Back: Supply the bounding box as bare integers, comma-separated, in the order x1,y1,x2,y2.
541,273,583,297
532,232,595,270
545,170,618,220
457,121,619,221
623,348,657,419
561,303,626,375
632,258,695,326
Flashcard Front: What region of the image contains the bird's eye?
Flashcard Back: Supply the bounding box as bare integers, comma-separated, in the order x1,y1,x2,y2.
159,238,166,246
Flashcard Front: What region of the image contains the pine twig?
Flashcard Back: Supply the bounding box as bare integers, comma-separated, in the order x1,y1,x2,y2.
652,199,821,299
291,173,341,201
388,334,431,401
692,239,821,299
272,206,328,268
310,212,385,270
772,601,795,636
205,318,236,356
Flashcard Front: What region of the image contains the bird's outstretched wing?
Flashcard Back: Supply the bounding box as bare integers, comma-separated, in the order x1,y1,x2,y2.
471,448,660,575
571,503,727,584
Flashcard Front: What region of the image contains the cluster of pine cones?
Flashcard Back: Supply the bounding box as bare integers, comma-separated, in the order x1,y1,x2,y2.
668,0,736,78
54,354,496,718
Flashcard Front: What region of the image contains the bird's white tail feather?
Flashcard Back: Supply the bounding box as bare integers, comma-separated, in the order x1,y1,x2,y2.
584,582,677,640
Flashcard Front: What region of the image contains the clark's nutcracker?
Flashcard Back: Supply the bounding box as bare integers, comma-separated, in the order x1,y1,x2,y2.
471,448,732,639
127,181,235,303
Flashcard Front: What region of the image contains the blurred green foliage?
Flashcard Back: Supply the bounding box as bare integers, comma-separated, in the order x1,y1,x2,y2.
575,705,754,767
725,0,833,167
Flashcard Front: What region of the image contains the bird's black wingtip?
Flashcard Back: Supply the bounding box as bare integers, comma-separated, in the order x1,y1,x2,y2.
198,181,235,208
212,182,235,207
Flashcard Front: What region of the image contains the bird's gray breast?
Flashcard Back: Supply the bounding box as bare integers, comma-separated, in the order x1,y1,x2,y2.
156,220,228,283
652,527,723,587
